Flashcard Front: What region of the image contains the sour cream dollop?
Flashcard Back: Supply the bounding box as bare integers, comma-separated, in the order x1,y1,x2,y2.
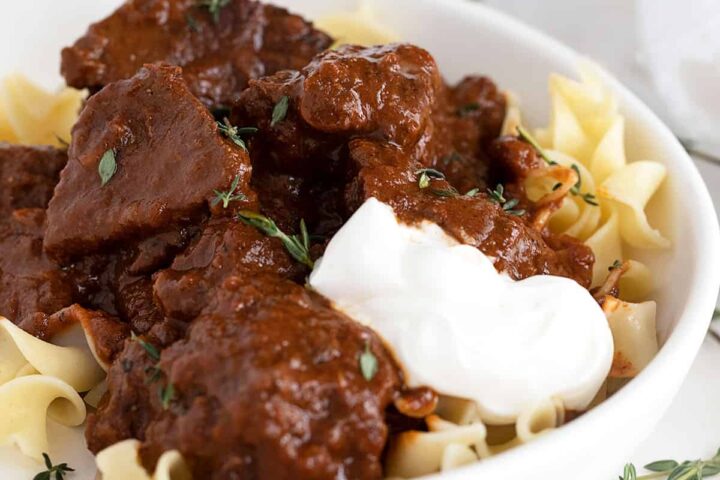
309,198,613,423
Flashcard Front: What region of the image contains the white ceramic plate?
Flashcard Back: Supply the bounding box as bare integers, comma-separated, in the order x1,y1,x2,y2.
1,0,719,479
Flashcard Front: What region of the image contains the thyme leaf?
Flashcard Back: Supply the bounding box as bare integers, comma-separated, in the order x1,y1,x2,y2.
131,332,160,362
487,184,526,216
517,125,557,165
359,341,378,381
619,447,720,480
212,174,247,208
98,148,117,186
198,0,230,23
609,259,623,271
516,127,598,206
217,118,257,152
160,383,176,410
271,95,289,127
457,102,480,117
186,12,199,32
236,211,314,268
416,168,445,189
33,453,74,480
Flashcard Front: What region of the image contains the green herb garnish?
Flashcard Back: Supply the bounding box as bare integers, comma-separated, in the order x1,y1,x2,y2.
217,118,257,152
619,447,720,480
271,95,289,127
212,174,247,208
609,259,623,272
34,453,74,480
186,12,200,32
359,341,378,381
517,125,557,166
131,332,160,361
198,0,230,23
516,127,600,206
236,211,314,268
98,148,117,186
416,168,445,189
55,135,69,148
160,383,176,410
487,184,526,216
457,103,480,117
713,308,720,321
568,163,600,206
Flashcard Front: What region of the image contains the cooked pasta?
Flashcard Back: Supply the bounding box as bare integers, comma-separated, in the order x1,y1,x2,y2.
0,375,85,460
0,73,85,147
0,318,104,392
603,297,659,378
96,440,191,480
0,318,106,460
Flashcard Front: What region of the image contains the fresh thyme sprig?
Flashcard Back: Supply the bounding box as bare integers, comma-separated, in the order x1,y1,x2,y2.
34,453,74,480
517,125,557,166
569,164,600,206
416,168,445,189
619,447,720,480
186,12,200,32
271,95,289,127
415,168,477,198
359,341,378,381
98,148,117,186
609,259,624,271
236,211,314,268
212,174,247,208
516,126,598,206
457,102,480,117
198,0,230,23
160,383,176,410
217,118,257,152
131,332,160,361
487,184,526,216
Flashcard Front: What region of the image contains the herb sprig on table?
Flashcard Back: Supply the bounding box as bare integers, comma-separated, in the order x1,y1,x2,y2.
619,447,720,480
33,453,74,480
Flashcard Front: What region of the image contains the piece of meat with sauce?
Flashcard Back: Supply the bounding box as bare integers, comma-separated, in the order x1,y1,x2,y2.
153,218,306,322
44,64,254,261
233,43,593,285
0,209,74,331
88,223,401,479
0,143,66,215
61,0,333,110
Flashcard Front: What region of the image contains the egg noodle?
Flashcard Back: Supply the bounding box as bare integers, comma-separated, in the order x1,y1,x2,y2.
0,11,667,480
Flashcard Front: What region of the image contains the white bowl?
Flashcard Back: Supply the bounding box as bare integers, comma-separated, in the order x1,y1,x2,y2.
1,0,719,479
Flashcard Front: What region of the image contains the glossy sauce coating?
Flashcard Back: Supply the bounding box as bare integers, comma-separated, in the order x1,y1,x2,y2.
61,0,333,110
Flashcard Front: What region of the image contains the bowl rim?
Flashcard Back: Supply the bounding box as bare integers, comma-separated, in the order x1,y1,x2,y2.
403,0,720,477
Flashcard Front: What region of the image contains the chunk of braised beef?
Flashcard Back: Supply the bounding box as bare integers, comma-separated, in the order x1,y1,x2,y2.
61,0,333,110
0,209,74,329
88,276,401,480
154,218,306,321
44,64,254,261
0,144,66,215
